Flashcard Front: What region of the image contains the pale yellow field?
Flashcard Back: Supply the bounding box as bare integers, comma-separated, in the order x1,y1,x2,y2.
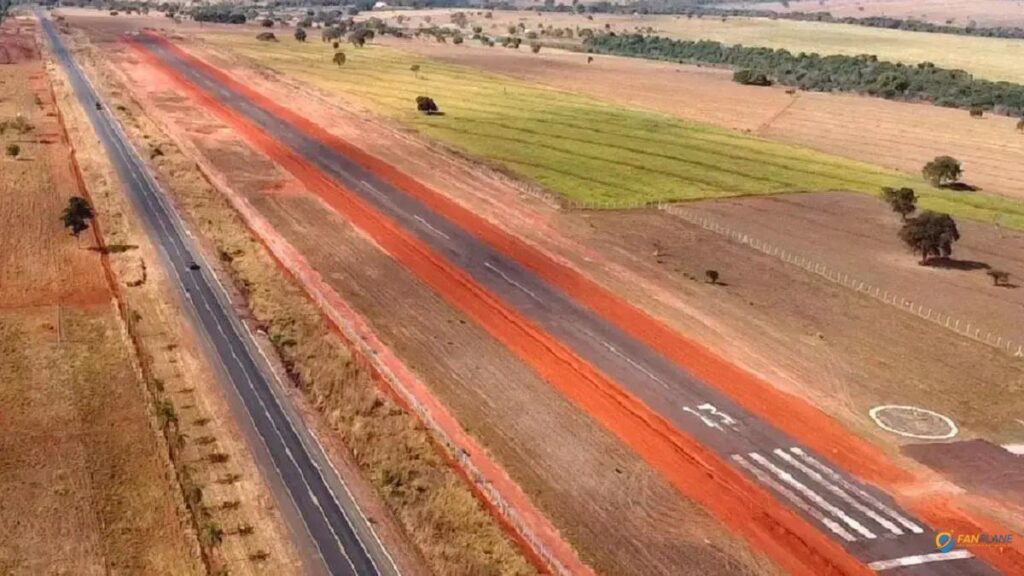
371,9,1024,83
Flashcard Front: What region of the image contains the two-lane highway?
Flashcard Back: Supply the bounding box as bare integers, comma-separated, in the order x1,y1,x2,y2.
39,14,397,576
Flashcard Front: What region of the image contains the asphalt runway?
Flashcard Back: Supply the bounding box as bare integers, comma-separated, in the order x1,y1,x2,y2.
128,32,1007,575
40,15,398,576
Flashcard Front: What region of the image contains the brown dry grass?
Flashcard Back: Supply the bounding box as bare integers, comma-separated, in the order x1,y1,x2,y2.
737,0,1024,28
63,20,536,576
46,36,307,575
0,19,199,574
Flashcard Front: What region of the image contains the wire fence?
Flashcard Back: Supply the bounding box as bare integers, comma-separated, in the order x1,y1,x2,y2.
661,204,1024,359
503,180,1023,359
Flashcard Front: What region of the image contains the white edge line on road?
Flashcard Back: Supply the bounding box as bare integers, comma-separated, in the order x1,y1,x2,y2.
868,550,974,571
46,22,397,575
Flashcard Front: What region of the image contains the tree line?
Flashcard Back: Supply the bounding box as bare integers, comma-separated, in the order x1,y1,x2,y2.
583,33,1024,116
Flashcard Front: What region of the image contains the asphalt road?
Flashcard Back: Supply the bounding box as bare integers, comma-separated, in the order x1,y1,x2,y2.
39,15,397,576
131,33,1003,575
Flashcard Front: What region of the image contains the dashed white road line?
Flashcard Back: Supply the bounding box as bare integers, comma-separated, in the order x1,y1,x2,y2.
414,215,451,240
601,340,670,390
868,550,974,571
732,454,857,542
748,452,877,540
484,261,543,303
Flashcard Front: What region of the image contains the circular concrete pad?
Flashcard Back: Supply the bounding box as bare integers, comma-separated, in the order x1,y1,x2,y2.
869,405,959,440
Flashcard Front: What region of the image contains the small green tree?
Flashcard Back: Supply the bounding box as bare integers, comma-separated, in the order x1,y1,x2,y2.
332,51,346,66
898,211,960,264
705,270,720,284
922,156,962,187
61,196,95,240
294,27,307,42
415,96,439,114
881,187,917,221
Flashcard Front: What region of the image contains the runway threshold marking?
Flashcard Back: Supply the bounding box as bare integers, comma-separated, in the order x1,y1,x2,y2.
867,550,974,571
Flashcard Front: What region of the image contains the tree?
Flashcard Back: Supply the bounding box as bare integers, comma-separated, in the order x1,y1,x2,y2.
530,42,541,53
922,156,962,187
61,196,95,240
733,69,772,86
898,211,960,264
987,269,1011,286
705,270,720,284
332,51,346,66
415,96,439,114
260,18,273,28
5,143,19,157
881,187,917,221
294,27,307,42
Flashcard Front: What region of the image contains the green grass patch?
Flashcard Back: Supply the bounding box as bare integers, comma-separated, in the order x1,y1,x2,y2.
202,33,1024,229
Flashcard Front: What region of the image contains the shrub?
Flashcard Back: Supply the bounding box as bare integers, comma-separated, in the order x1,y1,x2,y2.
294,27,307,42
733,69,772,86
415,96,439,114
705,270,720,284
5,143,19,157
922,156,962,187
256,32,277,42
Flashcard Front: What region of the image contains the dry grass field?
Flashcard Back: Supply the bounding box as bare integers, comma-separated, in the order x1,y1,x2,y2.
0,18,199,575
374,8,1024,83
729,0,1024,28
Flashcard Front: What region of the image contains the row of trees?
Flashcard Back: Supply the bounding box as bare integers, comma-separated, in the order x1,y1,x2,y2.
583,33,1024,116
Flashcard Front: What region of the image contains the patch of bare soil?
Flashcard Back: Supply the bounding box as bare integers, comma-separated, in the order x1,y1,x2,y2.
732,0,1024,28
0,18,198,576
173,31,1024,534
383,36,1024,203
686,192,1024,351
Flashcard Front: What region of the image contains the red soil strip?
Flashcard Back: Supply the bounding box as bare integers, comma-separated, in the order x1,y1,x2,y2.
178,137,581,576
130,35,878,576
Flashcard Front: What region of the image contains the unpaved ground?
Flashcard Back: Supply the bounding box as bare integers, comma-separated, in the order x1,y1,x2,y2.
731,0,1024,27
0,17,198,575
166,21,1024,531
686,192,1024,348
385,36,1024,203
97,24,782,576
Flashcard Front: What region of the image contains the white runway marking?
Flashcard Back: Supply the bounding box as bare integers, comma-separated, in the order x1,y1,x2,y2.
732,454,857,542
748,452,877,540
601,341,670,389
413,215,451,240
773,449,904,535
484,261,543,303
868,550,974,571
790,448,923,534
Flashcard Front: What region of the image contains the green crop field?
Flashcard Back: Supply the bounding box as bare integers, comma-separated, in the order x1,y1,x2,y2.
201,33,1024,229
